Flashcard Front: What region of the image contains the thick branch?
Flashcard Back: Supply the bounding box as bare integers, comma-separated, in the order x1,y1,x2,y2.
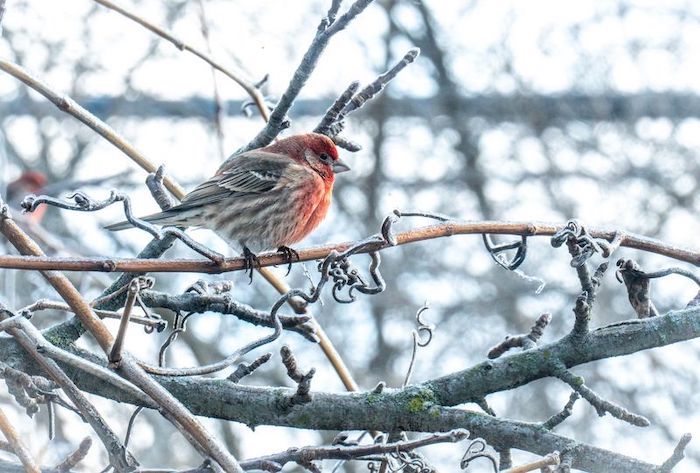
3,308,698,473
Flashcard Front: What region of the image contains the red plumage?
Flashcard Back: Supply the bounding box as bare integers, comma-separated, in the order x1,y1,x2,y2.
7,171,48,223
106,133,350,253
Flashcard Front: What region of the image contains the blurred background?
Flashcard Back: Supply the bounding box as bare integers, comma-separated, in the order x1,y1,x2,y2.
1,0,699,471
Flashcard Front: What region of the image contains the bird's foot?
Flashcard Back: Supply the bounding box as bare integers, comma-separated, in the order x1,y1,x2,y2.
242,247,261,284
277,246,300,276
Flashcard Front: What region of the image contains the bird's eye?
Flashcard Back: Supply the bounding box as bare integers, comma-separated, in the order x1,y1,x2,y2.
319,152,332,163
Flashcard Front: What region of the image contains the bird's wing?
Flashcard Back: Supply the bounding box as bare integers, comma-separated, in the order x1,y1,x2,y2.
178,151,298,209
106,151,307,230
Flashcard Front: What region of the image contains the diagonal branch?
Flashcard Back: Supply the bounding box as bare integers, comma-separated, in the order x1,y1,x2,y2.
0,201,244,472
0,60,185,198
0,310,136,470
90,0,270,122
0,406,40,473
242,0,376,151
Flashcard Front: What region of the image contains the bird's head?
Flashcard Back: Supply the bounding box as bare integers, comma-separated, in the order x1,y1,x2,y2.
7,171,47,200
273,133,350,179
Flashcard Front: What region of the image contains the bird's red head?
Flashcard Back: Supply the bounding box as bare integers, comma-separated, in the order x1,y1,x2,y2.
265,133,350,178
6,171,48,223
7,171,47,200
301,133,339,162
14,171,47,191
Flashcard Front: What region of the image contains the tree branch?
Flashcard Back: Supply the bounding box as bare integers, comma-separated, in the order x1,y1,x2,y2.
242,0,375,151
90,0,270,122
0,202,244,472
3,307,697,473
0,60,185,198
0,220,696,273
0,405,40,473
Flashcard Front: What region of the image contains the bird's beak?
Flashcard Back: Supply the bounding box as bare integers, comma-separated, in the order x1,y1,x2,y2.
332,159,351,174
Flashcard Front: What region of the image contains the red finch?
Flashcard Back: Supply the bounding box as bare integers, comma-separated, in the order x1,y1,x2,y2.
107,133,349,263
7,171,48,223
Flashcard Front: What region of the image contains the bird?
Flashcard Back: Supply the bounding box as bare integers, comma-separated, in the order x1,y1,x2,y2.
6,171,48,223
106,133,350,275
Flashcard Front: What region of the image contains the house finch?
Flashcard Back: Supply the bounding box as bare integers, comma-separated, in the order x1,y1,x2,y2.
6,171,48,223
107,133,350,268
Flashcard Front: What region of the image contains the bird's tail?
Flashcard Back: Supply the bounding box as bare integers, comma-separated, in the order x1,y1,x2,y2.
104,207,200,231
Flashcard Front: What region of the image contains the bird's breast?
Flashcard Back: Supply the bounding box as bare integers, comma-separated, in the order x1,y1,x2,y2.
282,176,332,245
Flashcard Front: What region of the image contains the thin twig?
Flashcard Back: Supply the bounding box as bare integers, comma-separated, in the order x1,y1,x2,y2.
54,437,92,473
487,312,551,359
657,433,692,473
554,364,649,427
243,0,376,151
0,406,40,473
19,299,164,330
541,392,580,430
227,353,272,383
315,48,420,139
502,452,559,473
108,279,140,364
137,289,314,340
239,429,468,471
90,0,269,121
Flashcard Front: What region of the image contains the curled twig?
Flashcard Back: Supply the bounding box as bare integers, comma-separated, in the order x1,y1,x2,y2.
460,437,498,472
403,304,435,387
483,234,528,271
616,259,660,318
551,220,605,267
22,190,225,263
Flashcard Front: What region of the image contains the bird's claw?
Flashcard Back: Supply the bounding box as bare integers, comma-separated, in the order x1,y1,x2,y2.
277,246,300,276
242,247,261,284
